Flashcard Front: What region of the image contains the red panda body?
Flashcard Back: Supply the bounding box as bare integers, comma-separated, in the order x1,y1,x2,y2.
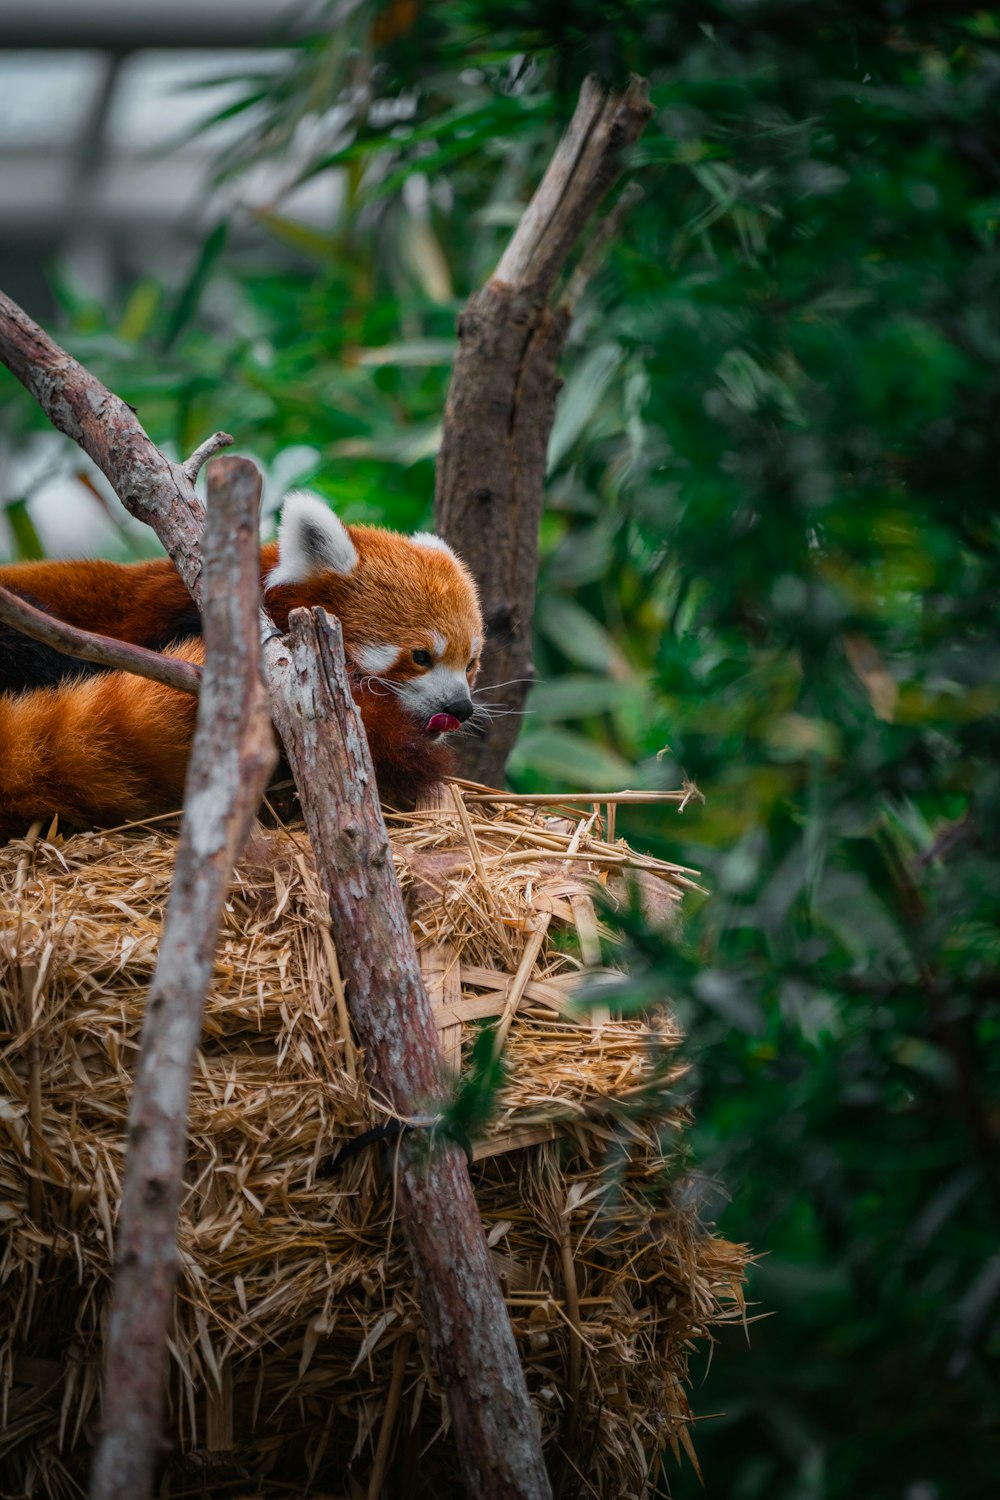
0,494,484,840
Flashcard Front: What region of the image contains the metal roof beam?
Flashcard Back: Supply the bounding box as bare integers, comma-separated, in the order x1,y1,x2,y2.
0,0,322,50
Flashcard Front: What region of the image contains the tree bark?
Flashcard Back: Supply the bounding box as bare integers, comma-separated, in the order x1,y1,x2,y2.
0,289,217,605
267,609,554,1499
434,75,652,786
89,457,276,1500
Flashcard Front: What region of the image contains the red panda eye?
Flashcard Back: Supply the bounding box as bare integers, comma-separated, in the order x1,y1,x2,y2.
412,649,433,668
466,660,476,674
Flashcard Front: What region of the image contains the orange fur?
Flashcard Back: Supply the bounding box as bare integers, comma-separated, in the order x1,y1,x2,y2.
0,556,201,652
0,514,483,838
0,639,452,841
0,642,201,839
0,532,483,678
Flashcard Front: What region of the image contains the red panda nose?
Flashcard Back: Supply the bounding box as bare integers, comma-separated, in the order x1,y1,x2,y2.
441,697,475,724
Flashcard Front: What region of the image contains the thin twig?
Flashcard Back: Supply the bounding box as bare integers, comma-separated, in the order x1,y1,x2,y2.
460,788,693,806
367,1333,412,1500
182,431,234,483
492,814,595,1060
0,584,202,696
554,1223,584,1499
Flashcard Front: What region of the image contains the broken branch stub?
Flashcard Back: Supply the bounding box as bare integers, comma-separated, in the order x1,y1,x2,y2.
266,608,553,1500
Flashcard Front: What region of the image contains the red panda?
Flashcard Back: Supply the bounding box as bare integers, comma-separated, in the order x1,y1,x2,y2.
0,493,485,840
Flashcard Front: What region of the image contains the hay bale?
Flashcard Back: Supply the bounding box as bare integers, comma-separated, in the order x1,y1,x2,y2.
0,789,748,1499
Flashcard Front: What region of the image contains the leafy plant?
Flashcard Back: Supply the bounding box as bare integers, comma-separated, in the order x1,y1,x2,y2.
2,3,998,1496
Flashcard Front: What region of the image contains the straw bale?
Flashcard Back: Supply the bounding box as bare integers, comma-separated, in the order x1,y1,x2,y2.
0,789,748,1499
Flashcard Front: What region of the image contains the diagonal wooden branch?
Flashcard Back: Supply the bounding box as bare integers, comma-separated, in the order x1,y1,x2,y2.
0,583,202,695
0,292,553,1499
0,291,207,604
434,75,651,786
89,457,276,1500
267,608,554,1500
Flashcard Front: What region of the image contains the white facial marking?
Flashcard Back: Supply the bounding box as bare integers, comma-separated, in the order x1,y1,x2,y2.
266,490,358,587
397,663,473,717
352,642,400,675
411,531,458,559
431,630,447,659
470,635,482,658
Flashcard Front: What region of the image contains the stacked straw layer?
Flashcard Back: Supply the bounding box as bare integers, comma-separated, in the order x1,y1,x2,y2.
0,789,748,1499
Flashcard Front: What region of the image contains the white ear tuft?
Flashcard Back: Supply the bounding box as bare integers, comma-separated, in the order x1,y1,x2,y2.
411,531,458,560
267,491,358,587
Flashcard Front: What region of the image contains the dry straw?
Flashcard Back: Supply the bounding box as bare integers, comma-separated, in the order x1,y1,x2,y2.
0,783,749,1500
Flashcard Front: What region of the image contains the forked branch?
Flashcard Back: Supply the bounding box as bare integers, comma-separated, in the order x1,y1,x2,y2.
434,74,652,787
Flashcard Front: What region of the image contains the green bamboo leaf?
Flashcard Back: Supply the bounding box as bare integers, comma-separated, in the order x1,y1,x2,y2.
525,675,637,721
353,340,456,367
161,222,228,351
547,344,622,471
536,595,630,677
117,280,162,345
509,729,635,788
4,499,45,561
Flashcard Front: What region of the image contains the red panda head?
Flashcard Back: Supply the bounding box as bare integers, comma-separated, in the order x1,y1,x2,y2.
264,492,485,737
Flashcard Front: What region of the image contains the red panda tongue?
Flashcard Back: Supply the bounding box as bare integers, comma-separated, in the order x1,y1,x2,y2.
425,713,461,735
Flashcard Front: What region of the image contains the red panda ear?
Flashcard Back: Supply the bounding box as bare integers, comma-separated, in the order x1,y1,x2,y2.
411,532,460,561
267,491,359,587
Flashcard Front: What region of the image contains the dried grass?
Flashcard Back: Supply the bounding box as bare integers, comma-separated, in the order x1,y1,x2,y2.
0,784,749,1500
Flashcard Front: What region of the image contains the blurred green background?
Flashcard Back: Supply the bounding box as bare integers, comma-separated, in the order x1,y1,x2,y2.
2,3,998,1497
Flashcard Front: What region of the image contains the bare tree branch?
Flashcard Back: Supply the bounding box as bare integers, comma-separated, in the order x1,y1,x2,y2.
0,584,202,695
267,607,554,1500
495,76,649,296
494,75,609,290
0,290,207,603
181,430,234,483
89,457,276,1500
434,75,652,786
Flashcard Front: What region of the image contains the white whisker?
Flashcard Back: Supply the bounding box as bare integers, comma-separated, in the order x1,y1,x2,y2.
357,672,404,699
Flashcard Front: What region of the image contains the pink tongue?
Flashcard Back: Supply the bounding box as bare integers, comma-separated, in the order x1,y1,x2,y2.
425,713,461,735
